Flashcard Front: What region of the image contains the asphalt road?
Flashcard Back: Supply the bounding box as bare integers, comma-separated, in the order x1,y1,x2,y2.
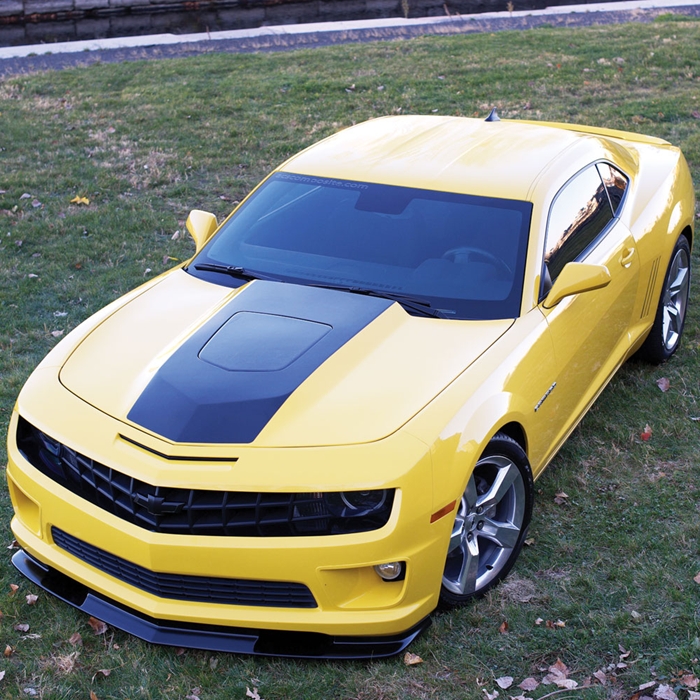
1,0,699,77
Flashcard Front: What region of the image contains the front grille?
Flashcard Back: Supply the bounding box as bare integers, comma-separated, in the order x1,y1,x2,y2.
16,417,394,537
52,527,317,608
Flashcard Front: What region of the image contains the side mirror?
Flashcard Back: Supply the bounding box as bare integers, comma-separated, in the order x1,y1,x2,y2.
186,210,218,253
543,262,611,309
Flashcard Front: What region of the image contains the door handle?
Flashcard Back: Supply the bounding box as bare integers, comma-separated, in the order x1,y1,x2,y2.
619,247,635,267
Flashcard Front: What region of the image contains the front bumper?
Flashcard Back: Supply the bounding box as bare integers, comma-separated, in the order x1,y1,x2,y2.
13,549,430,659
7,387,454,656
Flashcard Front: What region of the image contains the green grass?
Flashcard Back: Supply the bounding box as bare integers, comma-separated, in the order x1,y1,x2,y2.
1,20,700,700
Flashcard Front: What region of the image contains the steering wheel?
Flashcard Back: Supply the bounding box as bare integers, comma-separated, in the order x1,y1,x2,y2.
441,246,513,277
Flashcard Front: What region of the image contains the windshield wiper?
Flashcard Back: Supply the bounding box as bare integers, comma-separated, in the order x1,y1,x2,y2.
310,283,446,318
192,263,279,282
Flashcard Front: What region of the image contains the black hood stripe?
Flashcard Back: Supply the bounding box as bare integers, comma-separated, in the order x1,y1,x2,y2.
127,281,392,444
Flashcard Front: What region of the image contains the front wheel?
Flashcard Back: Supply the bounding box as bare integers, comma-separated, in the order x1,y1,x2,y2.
637,235,691,364
440,433,533,607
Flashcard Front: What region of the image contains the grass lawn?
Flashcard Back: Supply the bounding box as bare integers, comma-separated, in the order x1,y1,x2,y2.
1,17,699,700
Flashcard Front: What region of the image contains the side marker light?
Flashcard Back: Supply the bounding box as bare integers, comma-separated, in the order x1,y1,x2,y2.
430,500,457,523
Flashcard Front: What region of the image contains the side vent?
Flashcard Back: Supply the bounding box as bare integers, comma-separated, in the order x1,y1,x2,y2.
640,257,661,318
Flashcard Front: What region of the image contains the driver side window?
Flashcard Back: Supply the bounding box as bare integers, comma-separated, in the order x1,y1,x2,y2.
543,163,625,288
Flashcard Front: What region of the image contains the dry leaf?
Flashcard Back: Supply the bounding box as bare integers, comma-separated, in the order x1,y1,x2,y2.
692,111,700,119
641,424,652,441
246,688,262,700
554,491,569,505
10,583,19,595
27,273,39,279
7,540,19,550
543,659,573,685
496,677,514,689
404,652,423,665
32,199,42,208
594,670,607,685
551,659,570,675
171,229,181,240
498,620,509,634
483,690,499,700
654,685,679,700
70,196,90,206
51,330,64,338
4,645,13,657
656,377,670,392
68,632,82,646
23,688,37,696
693,572,700,585
26,594,38,605
524,537,535,546
545,619,565,629
640,682,657,691
0,670,4,681
688,692,700,700
519,678,539,691
14,623,29,632
20,193,31,200
90,692,98,700
93,669,111,681
534,617,543,625
87,617,108,635
144,268,152,275
681,676,699,689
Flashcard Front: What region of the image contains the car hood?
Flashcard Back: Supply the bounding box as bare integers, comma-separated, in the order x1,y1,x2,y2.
59,270,512,447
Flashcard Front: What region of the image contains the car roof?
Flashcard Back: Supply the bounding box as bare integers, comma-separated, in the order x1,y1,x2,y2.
279,115,616,201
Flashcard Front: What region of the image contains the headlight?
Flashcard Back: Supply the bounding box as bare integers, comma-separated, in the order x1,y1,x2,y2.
324,489,389,517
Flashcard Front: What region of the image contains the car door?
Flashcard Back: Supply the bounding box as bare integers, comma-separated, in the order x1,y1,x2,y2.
539,162,639,447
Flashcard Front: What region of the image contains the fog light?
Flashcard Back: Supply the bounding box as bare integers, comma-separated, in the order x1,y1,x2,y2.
374,562,403,581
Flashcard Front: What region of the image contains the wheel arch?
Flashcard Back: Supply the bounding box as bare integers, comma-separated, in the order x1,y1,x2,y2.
493,421,528,455
679,224,693,251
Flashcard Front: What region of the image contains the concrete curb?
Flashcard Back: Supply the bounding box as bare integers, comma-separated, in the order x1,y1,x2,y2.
1,0,699,59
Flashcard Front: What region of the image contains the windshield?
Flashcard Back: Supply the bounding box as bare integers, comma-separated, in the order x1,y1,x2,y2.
188,173,532,320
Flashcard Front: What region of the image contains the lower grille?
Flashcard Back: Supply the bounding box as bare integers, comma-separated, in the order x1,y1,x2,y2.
52,527,317,608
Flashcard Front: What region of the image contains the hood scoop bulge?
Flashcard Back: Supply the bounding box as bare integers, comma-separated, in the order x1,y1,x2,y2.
199,312,330,372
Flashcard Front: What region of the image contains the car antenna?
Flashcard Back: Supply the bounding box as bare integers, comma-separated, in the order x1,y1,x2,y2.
485,108,500,122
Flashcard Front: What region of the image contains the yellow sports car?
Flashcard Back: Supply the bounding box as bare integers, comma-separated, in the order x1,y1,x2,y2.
6,114,694,659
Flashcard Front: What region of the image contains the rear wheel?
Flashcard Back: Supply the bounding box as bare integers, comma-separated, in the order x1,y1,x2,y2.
637,235,691,364
440,433,533,607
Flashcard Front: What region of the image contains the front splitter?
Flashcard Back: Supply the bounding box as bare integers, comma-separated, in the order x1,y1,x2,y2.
12,549,430,660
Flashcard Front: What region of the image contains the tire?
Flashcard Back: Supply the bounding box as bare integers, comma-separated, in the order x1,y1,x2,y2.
637,235,691,364
440,433,533,607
